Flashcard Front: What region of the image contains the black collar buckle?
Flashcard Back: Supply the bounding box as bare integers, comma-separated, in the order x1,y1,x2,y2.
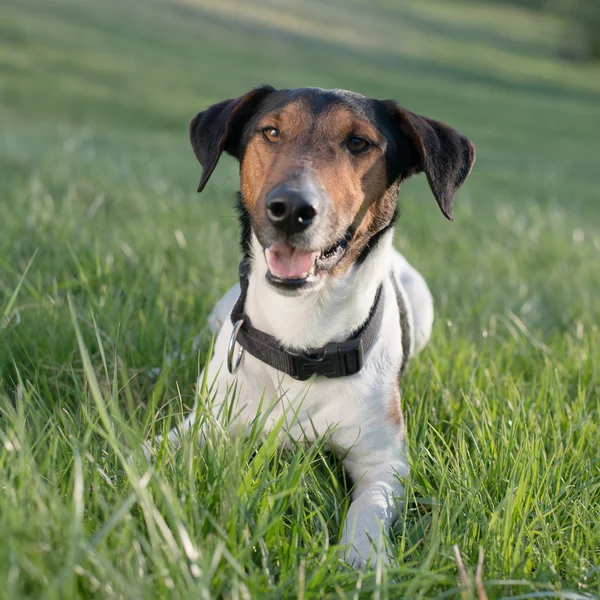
290,338,365,381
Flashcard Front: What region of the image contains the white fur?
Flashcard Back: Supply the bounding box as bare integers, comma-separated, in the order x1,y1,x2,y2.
160,230,433,569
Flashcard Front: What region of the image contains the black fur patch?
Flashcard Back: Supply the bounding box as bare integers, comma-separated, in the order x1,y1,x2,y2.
355,204,399,267
235,192,253,256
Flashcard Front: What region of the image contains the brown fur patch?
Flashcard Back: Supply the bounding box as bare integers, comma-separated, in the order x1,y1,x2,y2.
387,388,405,431
240,100,313,213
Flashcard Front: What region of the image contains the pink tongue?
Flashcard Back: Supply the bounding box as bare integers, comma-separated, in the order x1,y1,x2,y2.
266,243,317,279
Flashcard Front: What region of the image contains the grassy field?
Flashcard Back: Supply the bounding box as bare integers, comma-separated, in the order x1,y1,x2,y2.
1,0,599,597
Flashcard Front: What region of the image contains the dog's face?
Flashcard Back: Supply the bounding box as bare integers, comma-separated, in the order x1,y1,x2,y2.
190,86,475,293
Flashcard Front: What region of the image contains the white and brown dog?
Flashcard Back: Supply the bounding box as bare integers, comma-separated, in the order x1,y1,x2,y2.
159,86,475,568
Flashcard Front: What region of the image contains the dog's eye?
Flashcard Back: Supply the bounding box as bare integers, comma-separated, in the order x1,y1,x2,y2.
262,127,280,143
346,136,371,153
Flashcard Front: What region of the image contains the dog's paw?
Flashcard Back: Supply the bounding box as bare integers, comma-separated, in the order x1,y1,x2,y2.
340,524,396,570
343,546,369,570
343,546,392,570
341,538,393,570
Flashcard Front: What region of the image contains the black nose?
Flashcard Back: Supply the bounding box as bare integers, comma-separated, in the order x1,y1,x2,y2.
265,186,317,235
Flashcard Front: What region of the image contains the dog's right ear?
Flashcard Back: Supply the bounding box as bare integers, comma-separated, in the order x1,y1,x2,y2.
190,85,276,192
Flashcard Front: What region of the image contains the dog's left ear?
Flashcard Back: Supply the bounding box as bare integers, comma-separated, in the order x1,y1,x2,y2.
386,102,475,220
190,85,276,193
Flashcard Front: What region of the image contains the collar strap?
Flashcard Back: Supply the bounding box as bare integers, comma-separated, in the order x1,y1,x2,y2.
230,260,384,381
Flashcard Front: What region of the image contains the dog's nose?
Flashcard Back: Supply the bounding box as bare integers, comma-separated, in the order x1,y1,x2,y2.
265,187,317,235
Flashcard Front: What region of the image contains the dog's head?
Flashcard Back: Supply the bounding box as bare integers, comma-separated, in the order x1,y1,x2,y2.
190,86,475,293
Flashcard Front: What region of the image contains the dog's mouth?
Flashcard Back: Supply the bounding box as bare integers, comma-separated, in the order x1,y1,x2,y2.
265,237,349,290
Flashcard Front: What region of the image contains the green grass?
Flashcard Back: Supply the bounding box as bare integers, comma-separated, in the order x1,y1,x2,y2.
1,0,599,597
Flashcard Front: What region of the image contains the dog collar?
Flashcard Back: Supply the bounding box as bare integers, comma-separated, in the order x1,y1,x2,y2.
228,259,384,380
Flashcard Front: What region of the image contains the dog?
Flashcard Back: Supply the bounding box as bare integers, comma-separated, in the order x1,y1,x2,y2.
158,86,475,568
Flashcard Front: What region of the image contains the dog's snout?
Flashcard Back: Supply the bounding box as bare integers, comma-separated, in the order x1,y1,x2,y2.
265,186,317,235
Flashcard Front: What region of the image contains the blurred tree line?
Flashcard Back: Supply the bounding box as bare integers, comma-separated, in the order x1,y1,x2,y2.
489,0,600,60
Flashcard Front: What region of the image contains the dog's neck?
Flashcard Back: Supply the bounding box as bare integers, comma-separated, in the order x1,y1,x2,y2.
244,231,393,350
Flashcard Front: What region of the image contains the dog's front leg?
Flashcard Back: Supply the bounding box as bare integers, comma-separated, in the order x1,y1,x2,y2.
146,305,248,458
340,462,405,569
143,349,235,460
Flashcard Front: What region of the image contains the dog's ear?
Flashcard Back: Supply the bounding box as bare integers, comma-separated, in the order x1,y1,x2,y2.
386,102,475,220
190,85,276,192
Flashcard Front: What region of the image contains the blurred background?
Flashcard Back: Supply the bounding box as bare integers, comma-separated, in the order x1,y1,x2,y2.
1,0,599,386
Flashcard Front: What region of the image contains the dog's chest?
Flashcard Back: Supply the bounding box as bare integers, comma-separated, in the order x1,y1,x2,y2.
231,325,402,452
